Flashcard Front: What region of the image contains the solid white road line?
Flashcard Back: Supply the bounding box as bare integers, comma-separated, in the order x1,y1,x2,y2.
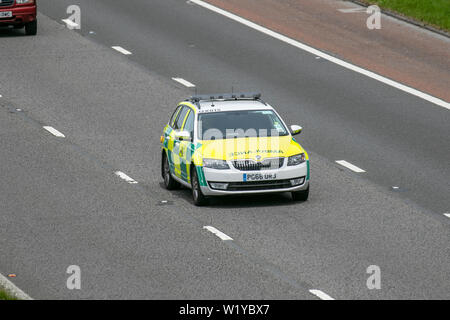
43,126,65,138
444,213,450,219
0,273,33,300
309,289,335,300
114,171,138,184
336,160,366,173
203,226,233,241
338,8,367,13
172,77,196,88
112,46,132,55
61,19,79,29
190,0,450,110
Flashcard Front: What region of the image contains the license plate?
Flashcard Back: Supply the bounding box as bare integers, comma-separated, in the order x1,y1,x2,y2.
0,11,13,18
243,173,277,181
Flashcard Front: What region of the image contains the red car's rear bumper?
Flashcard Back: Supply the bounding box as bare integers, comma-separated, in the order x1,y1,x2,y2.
0,4,37,26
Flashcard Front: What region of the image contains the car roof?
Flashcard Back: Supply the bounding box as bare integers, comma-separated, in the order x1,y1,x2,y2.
188,99,274,113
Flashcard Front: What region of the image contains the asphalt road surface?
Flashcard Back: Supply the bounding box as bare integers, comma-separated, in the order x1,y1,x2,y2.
37,0,450,216
0,0,448,299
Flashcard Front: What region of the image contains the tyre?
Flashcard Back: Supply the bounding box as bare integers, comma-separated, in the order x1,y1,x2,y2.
191,166,208,206
25,20,37,36
162,152,180,190
292,186,309,202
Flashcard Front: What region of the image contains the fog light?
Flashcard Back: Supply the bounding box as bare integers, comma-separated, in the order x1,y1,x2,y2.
290,177,305,186
210,182,228,190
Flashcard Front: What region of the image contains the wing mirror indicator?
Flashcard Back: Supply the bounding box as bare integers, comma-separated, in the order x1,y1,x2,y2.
290,125,302,135
175,130,192,141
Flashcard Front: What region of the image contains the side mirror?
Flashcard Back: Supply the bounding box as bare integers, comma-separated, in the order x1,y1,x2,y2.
174,130,192,141
290,125,302,135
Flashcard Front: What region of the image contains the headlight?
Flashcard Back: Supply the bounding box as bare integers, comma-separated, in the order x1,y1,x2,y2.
203,158,230,170
16,0,34,4
287,153,306,166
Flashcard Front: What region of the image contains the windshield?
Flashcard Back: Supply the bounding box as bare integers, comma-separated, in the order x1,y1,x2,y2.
198,110,289,140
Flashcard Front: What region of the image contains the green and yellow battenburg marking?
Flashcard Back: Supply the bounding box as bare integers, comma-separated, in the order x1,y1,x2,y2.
162,121,206,185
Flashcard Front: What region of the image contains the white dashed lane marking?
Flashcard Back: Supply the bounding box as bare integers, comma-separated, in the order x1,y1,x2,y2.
203,226,233,241
335,160,366,173
61,19,79,29
309,289,335,300
112,46,132,55
114,171,138,184
444,213,450,219
172,77,196,87
43,126,65,138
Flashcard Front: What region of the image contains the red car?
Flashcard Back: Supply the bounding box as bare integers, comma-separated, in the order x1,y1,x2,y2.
0,0,37,35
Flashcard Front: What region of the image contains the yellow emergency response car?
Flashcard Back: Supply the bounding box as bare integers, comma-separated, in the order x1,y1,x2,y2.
161,93,309,206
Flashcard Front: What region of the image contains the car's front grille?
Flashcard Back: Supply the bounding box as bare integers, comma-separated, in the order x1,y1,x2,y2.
232,158,284,171
0,0,14,7
225,179,293,191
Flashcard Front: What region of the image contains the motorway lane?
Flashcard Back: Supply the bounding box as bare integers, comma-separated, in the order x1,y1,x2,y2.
0,14,449,299
0,15,317,299
0,77,312,300
36,0,450,216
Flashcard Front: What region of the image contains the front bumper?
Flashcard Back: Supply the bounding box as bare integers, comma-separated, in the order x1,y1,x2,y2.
0,5,37,26
200,160,309,196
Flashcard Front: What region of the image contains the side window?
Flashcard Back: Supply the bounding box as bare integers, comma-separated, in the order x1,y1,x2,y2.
169,106,182,128
174,106,189,130
183,110,195,138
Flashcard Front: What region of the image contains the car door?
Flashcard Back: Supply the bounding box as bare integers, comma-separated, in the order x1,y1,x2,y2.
171,106,190,179
179,108,195,182
164,105,182,174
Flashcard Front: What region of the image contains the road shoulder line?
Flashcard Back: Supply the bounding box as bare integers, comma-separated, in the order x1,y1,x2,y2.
190,0,449,110
0,273,33,300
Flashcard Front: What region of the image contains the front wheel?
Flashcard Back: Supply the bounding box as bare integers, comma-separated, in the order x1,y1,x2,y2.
25,20,37,36
191,166,208,206
292,186,309,202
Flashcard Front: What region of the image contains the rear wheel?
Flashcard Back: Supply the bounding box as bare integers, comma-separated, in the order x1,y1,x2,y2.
25,20,37,36
162,153,179,190
191,166,208,206
292,186,309,202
